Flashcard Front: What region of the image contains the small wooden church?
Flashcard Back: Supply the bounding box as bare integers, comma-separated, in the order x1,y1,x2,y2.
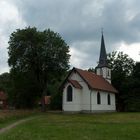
62,33,118,112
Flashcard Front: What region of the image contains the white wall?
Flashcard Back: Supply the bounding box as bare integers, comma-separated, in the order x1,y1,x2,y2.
91,90,116,111
63,83,82,111
70,72,91,111
63,72,91,111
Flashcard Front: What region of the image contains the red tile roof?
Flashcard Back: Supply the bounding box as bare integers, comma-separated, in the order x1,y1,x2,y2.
75,68,118,93
68,80,82,89
0,91,7,100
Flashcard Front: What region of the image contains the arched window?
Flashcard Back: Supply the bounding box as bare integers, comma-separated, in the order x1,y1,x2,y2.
97,92,101,104
108,94,111,105
67,85,72,102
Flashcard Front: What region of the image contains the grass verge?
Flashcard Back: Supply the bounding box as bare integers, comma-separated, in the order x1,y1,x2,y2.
0,112,140,140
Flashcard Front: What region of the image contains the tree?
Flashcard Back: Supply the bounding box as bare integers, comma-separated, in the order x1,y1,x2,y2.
108,51,134,76
0,73,11,92
0,73,12,102
8,27,70,110
124,62,140,111
88,68,95,72
107,51,135,111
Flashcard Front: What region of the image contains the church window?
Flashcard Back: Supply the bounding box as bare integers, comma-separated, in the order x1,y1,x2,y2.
107,94,111,105
97,92,101,104
67,85,73,102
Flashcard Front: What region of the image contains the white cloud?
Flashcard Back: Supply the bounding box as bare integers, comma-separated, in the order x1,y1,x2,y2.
70,47,88,68
70,41,99,69
118,42,140,62
0,0,140,73
0,0,27,74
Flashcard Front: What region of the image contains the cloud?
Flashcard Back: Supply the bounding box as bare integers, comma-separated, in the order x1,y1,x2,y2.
0,0,26,36
70,40,100,69
0,0,27,74
14,0,140,43
0,0,140,73
118,42,140,62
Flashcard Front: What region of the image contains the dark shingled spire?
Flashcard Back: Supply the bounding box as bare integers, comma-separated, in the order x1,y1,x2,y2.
97,33,108,68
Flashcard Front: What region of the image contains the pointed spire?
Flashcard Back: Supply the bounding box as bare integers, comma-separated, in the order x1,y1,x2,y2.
97,32,108,68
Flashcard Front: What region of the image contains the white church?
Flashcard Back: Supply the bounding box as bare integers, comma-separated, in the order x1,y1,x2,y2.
62,34,118,112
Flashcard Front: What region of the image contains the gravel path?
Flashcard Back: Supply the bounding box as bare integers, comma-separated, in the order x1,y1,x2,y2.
0,117,35,134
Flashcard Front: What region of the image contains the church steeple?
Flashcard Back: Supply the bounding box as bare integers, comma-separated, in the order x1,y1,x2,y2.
96,32,111,83
97,33,108,68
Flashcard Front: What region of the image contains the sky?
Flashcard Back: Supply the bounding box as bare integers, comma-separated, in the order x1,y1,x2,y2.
0,0,140,74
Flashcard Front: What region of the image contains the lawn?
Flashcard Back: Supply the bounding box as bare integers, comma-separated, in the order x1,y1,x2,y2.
0,110,38,129
0,112,140,140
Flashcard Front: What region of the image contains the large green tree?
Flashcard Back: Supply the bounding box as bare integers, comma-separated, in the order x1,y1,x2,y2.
8,27,70,110
107,51,135,111
124,62,140,111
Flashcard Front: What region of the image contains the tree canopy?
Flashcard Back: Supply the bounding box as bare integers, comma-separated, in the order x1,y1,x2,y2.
124,62,140,111
8,27,70,109
107,51,134,93
107,51,140,111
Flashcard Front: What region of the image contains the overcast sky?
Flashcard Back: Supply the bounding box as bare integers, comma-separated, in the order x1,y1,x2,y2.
0,0,140,74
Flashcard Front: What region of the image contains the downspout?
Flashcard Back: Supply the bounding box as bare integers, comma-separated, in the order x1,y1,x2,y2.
90,90,92,113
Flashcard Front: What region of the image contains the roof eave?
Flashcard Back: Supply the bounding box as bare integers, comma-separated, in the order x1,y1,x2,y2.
90,87,118,94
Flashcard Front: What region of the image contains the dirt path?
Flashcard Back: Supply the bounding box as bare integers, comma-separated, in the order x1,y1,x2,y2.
0,117,35,134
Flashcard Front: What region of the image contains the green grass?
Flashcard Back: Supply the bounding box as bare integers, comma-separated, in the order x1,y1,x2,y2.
0,110,38,129
0,112,140,140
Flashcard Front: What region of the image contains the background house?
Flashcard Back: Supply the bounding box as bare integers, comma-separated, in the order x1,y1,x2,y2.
0,90,7,109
